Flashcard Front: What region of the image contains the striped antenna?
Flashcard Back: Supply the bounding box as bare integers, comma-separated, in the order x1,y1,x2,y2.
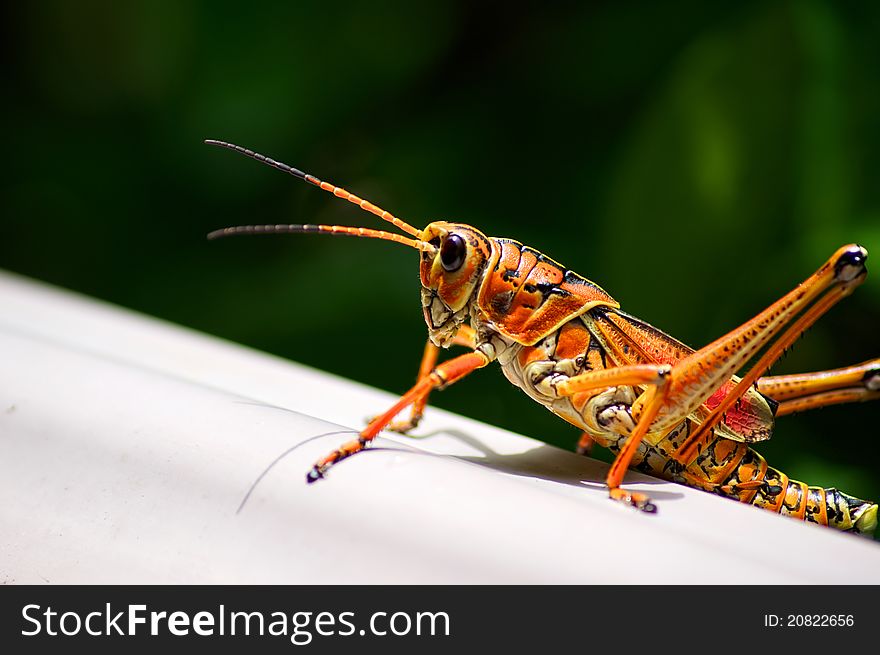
206,223,435,252
204,139,421,238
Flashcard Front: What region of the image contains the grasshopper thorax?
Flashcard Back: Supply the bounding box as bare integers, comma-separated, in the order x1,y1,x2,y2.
419,221,493,347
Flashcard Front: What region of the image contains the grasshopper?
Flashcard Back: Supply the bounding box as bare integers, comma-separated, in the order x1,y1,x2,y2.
207,139,880,536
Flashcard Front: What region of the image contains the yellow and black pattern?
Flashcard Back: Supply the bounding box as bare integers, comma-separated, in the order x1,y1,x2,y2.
635,423,878,536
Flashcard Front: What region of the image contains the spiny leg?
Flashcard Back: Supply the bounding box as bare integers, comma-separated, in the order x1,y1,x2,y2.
757,358,880,417
384,325,477,433
669,244,868,463
308,348,489,482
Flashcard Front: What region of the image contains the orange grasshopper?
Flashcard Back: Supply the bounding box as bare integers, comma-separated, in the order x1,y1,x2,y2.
206,139,880,536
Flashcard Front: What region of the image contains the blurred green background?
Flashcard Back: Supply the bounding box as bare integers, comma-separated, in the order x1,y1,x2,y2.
3,1,878,507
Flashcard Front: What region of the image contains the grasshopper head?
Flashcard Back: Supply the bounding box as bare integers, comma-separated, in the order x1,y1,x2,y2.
419,221,493,346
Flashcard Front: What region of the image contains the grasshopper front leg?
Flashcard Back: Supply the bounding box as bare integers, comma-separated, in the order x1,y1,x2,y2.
308,346,491,482
383,325,477,434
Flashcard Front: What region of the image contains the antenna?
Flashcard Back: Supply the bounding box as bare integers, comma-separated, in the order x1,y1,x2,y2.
204,139,422,238
206,223,434,252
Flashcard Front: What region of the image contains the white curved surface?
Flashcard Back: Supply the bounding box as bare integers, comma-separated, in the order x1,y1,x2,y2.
1,270,879,584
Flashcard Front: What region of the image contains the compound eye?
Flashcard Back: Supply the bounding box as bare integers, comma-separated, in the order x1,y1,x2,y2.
440,234,466,272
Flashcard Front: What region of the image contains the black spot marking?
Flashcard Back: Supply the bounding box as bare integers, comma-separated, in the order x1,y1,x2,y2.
490,291,514,315
763,484,783,497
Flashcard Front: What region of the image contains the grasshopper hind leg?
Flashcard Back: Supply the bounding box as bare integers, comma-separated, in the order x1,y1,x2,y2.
757,358,880,417
576,432,596,456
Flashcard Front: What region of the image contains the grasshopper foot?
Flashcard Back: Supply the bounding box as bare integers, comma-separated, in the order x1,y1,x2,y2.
576,432,595,456
385,419,420,435
366,414,423,436
306,436,369,484
609,488,657,513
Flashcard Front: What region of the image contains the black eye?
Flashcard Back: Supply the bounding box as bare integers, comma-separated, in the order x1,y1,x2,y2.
440,234,466,272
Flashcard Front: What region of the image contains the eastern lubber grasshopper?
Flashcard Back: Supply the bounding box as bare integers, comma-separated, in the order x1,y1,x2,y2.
206,139,880,536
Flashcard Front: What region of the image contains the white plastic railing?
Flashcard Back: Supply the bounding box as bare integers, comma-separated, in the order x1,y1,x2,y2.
1,270,879,584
